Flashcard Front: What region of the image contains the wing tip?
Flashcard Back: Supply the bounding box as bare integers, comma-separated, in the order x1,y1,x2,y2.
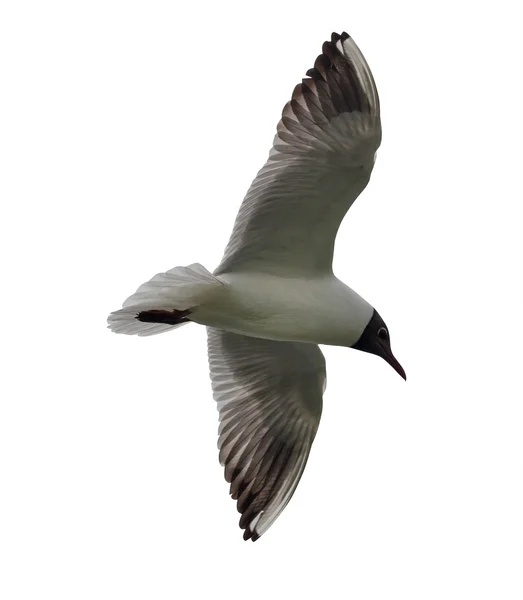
293,30,379,126
242,527,260,542
333,31,351,44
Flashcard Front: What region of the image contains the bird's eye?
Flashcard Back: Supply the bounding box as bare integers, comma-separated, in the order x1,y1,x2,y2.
378,327,388,340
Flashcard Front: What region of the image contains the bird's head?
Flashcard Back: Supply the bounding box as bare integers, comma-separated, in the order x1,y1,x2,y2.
352,309,406,380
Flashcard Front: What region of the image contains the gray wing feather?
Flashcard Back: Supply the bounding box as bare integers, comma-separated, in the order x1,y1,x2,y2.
215,32,381,277
207,328,326,541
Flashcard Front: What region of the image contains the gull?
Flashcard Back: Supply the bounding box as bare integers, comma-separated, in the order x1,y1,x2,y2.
108,32,406,541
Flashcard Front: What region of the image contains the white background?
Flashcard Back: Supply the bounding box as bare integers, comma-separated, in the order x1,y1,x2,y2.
1,1,522,598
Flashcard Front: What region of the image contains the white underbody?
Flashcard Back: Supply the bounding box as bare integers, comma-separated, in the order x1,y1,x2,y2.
189,271,373,348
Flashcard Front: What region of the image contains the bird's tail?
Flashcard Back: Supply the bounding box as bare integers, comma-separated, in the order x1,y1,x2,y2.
107,263,224,337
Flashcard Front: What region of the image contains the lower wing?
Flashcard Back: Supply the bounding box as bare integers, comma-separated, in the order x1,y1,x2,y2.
207,328,326,540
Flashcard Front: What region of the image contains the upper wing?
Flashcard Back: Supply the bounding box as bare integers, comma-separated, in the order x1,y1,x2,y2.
207,328,326,541
215,32,381,277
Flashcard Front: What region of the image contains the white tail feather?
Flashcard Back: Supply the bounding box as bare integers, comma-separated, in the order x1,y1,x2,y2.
107,263,224,337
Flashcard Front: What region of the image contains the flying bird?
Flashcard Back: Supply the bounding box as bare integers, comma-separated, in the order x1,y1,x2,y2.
108,32,405,541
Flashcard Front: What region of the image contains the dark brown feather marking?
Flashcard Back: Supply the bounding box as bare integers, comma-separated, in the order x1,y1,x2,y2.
135,309,191,325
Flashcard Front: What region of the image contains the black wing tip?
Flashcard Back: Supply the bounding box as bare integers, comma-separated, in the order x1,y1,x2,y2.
306,33,351,82
299,31,354,88
243,527,260,542
330,31,351,43
293,29,375,120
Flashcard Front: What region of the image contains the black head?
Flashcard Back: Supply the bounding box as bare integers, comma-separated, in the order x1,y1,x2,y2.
352,309,406,380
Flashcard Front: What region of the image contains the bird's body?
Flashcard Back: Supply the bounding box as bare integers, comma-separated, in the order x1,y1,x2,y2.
108,32,405,541
190,272,372,347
